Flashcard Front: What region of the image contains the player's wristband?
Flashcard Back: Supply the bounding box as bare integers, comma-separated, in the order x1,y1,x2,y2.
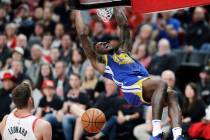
125,115,131,121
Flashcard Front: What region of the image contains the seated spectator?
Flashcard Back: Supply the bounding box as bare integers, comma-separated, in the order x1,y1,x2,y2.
133,107,170,140
16,4,34,37
5,23,17,49
52,23,65,48
49,47,61,66
42,33,53,57
59,34,74,64
157,11,181,49
26,44,45,86
54,61,69,99
29,22,44,43
62,73,90,140
67,48,85,76
148,39,177,75
92,21,111,42
33,7,44,22
132,44,151,68
186,7,210,49
11,47,30,70
197,66,210,105
132,24,157,56
188,104,210,139
36,63,54,90
11,60,30,84
16,34,30,60
0,71,16,121
43,7,56,34
161,70,184,106
181,82,206,135
0,34,10,69
81,65,99,101
35,80,63,140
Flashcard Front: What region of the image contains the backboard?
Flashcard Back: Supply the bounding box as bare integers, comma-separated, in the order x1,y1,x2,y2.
69,0,130,10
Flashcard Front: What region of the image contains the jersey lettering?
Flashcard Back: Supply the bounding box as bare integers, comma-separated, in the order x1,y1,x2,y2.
8,126,27,137
112,53,134,64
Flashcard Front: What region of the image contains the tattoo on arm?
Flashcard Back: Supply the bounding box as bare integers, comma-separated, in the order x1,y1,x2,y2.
114,8,132,52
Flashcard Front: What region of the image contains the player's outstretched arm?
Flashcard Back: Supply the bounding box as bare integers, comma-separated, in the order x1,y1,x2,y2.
74,10,105,74
114,8,132,52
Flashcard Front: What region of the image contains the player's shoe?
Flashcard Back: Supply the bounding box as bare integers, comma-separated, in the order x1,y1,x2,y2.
150,133,163,140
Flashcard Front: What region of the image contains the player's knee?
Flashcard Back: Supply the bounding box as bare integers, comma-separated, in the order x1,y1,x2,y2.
157,78,168,91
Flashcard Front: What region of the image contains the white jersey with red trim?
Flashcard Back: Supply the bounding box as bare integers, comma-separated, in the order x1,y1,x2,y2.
2,111,38,140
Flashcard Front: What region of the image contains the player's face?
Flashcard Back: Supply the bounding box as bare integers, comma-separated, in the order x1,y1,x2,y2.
95,42,114,54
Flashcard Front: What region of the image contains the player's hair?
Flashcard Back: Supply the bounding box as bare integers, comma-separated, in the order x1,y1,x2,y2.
12,81,32,109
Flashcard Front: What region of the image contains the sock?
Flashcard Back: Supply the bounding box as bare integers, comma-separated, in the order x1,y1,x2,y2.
152,120,162,137
172,127,182,140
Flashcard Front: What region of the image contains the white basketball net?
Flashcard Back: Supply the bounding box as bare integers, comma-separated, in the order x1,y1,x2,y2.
96,8,113,23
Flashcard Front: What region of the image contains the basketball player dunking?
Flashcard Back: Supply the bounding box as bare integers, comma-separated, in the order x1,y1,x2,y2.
0,81,52,140
75,8,184,140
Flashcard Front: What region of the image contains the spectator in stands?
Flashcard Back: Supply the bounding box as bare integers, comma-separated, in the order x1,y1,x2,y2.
5,23,17,49
54,61,69,99
36,63,54,90
43,7,56,34
93,79,121,121
62,73,90,140
67,48,85,76
29,22,44,42
132,44,151,68
11,60,30,84
92,21,110,42
33,7,43,22
148,39,177,75
81,65,99,101
197,66,210,105
157,11,181,49
186,7,210,49
42,33,53,56
16,4,34,37
0,71,16,121
0,7,7,32
16,34,30,60
161,70,184,106
60,34,74,63
188,104,210,139
0,33,10,69
132,24,157,56
52,23,65,48
181,82,206,135
11,47,24,62
36,79,63,140
50,47,60,66
26,44,44,86
133,107,170,140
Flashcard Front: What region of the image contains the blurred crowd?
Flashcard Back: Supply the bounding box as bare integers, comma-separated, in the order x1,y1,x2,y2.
0,0,210,140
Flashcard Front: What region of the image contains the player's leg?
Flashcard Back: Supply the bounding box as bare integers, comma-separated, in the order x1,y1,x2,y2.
142,77,183,140
142,77,168,138
167,89,182,140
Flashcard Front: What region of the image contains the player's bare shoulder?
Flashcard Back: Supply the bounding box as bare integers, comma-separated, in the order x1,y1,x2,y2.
34,119,52,140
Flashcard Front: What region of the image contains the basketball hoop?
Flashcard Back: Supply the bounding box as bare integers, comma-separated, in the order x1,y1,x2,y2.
96,7,113,23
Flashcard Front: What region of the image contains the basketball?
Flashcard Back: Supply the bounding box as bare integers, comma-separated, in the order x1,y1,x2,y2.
81,108,106,133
